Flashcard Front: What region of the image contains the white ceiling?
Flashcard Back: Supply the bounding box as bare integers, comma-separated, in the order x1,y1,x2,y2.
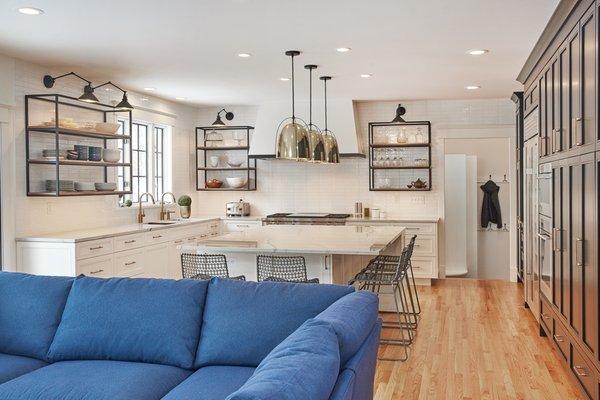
0,0,558,106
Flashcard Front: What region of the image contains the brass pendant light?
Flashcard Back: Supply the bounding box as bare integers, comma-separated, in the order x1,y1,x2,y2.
305,64,325,162
320,76,340,163
275,50,310,161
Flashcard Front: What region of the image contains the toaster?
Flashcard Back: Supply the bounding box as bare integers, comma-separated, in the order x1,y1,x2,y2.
226,199,250,217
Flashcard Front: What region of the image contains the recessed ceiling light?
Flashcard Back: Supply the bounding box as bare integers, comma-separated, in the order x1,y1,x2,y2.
237,53,252,58
175,96,186,100
360,74,372,78
465,85,481,90
279,77,290,81
467,49,489,56
336,47,351,53
104,87,113,91
141,97,149,102
17,7,44,15
143,87,156,91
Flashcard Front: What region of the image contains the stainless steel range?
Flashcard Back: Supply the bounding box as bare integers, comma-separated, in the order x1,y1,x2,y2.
262,213,351,226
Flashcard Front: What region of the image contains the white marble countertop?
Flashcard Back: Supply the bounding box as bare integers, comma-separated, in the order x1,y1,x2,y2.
346,216,439,223
180,225,405,255
16,217,221,243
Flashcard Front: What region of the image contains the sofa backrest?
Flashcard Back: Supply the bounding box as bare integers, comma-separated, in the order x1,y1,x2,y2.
48,276,209,369
0,272,73,361
315,291,379,366
195,278,354,368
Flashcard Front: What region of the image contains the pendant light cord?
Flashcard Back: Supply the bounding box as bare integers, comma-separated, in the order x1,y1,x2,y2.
291,54,295,121
309,68,312,126
324,79,328,132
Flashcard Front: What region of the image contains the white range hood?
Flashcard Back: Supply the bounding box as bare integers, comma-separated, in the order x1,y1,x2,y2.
249,99,366,159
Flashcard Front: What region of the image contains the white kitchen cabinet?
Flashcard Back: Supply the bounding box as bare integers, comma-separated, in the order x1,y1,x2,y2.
346,219,439,282
16,219,222,279
222,220,262,232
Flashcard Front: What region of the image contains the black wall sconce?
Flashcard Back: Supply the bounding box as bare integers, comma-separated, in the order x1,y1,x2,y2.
212,108,234,126
391,103,406,123
43,72,133,110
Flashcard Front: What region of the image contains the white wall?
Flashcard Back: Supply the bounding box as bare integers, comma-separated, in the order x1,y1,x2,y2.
0,56,199,270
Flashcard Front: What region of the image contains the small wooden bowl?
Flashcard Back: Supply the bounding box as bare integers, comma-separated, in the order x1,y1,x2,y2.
206,179,223,188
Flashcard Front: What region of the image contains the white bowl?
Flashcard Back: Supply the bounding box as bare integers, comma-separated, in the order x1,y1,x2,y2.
227,159,244,168
103,149,121,163
95,182,117,191
94,122,120,134
226,177,247,188
75,182,95,191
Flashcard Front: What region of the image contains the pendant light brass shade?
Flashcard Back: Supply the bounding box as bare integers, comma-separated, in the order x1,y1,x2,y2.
275,50,310,161
320,76,340,163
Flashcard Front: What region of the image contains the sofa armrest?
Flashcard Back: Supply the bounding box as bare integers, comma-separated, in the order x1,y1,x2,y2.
226,319,341,400
328,369,355,400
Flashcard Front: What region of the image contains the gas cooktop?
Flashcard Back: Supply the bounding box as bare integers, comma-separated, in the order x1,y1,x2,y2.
265,213,351,219
263,213,351,225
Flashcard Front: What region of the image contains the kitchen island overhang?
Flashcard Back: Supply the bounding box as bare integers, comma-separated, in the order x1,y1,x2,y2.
179,225,406,285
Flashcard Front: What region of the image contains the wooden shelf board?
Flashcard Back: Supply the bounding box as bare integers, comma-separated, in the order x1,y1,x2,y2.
197,146,249,151
28,159,131,167
27,126,130,140
28,190,131,197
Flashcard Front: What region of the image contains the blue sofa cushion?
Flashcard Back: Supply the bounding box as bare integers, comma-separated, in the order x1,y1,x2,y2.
48,276,208,369
0,272,73,360
329,369,355,400
163,365,255,400
0,353,47,384
226,319,340,400
315,290,379,365
0,360,192,400
196,278,353,367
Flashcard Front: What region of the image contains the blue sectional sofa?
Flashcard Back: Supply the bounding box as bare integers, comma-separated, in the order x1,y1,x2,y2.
0,271,381,400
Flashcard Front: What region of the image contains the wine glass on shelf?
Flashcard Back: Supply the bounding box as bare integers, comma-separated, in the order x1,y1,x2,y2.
233,131,245,146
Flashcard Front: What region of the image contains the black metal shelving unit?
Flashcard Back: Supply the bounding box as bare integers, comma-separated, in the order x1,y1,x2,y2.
195,125,257,191
25,94,133,197
368,120,432,191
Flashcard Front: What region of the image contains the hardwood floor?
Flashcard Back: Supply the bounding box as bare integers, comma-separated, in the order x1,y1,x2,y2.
374,279,584,400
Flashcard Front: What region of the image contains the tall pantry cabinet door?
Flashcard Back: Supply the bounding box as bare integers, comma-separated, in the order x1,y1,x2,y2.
560,46,571,150
552,57,562,153
580,9,595,146
581,158,596,355
569,29,582,147
545,67,553,156
552,165,562,308
539,72,548,157
560,165,571,322
571,164,582,335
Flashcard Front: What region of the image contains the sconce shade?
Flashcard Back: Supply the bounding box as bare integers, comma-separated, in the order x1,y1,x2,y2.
78,85,99,103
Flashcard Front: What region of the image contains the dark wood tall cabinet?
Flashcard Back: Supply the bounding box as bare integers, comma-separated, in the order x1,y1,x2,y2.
518,1,600,398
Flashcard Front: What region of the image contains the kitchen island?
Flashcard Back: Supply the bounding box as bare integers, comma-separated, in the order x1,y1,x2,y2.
180,224,405,285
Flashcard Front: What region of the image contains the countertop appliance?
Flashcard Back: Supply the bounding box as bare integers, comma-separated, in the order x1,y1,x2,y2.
226,199,250,217
262,213,351,225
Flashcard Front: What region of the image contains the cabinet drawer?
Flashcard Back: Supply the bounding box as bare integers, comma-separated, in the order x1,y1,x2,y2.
76,238,113,260
145,230,172,245
77,255,114,278
553,319,568,361
571,345,599,400
114,249,145,277
540,297,553,334
114,233,145,252
402,223,436,235
410,258,434,276
412,235,436,256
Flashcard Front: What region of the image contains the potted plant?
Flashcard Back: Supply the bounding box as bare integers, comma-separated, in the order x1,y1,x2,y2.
178,195,192,219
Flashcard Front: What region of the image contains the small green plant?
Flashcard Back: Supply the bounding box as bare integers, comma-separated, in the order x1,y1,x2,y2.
124,199,132,207
178,195,192,207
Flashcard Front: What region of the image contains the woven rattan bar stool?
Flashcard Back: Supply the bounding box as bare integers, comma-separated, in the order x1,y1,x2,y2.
256,255,319,283
181,253,246,281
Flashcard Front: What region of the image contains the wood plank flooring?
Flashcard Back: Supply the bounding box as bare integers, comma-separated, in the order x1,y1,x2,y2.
374,279,583,400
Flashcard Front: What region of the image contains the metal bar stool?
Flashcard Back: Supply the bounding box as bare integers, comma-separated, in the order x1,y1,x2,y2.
256,255,319,283
349,242,418,362
181,253,246,281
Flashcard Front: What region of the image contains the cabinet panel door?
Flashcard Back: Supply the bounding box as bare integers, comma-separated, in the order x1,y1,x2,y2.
553,166,562,308
545,68,553,156
539,73,547,157
571,164,582,334
581,160,596,354
560,46,571,149
570,31,581,146
561,166,571,321
581,11,595,146
552,57,561,153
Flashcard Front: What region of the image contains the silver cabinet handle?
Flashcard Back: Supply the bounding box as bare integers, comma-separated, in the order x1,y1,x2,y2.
89,245,103,250
124,261,136,266
552,228,561,251
124,240,136,244
553,334,564,343
174,240,184,244
236,224,250,228
89,269,104,275
152,235,162,239
573,117,582,145
575,237,583,267
574,365,588,377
